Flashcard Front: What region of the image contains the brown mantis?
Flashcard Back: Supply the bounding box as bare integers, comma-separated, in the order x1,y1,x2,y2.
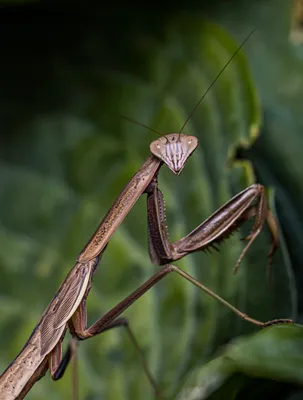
0,32,294,400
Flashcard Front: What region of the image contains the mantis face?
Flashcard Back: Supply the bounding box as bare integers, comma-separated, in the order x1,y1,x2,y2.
150,133,198,175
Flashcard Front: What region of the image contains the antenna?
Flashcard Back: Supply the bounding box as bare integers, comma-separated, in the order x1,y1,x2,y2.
178,28,257,134
121,114,165,138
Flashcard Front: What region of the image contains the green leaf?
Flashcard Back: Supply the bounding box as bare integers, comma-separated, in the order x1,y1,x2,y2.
216,0,303,327
177,324,303,400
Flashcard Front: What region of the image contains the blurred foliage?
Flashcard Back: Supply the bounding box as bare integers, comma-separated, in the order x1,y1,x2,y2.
0,1,302,400
178,324,303,400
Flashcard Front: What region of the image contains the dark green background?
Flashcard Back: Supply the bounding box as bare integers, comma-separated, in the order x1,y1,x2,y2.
0,1,303,399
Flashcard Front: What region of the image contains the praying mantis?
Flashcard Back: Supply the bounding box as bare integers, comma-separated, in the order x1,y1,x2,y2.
0,32,294,400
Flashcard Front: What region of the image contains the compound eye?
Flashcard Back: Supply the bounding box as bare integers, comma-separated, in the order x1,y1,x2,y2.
150,139,165,159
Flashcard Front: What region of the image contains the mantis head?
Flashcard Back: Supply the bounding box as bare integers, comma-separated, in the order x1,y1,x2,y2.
150,133,198,175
